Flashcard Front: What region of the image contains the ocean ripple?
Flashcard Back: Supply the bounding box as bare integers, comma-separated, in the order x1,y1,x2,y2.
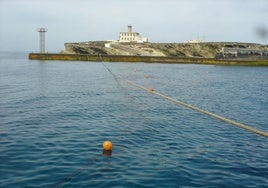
0,54,267,187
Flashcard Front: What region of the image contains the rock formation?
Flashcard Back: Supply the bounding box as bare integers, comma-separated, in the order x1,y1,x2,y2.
62,41,268,58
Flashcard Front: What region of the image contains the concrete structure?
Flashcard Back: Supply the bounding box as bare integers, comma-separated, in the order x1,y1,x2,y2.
105,43,111,48
184,39,205,43
37,28,47,53
221,47,268,57
119,25,148,43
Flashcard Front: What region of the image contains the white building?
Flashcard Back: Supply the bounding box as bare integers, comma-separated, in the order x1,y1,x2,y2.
119,25,148,43
184,39,205,43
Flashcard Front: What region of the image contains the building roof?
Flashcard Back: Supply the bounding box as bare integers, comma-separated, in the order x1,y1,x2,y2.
120,32,140,35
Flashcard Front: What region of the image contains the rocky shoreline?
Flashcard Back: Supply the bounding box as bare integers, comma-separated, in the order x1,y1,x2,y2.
61,41,268,59
28,41,268,65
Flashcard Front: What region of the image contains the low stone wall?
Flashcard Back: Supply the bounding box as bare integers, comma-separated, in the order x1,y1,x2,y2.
29,53,215,63
28,53,268,66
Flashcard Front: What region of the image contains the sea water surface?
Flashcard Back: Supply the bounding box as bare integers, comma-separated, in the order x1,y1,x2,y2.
0,52,267,187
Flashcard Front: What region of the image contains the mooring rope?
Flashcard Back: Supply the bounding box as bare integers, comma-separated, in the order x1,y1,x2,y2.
53,58,267,188
53,157,99,188
124,79,268,138
98,57,268,138
99,54,120,81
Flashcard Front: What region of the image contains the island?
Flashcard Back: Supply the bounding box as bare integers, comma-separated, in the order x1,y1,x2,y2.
29,25,268,66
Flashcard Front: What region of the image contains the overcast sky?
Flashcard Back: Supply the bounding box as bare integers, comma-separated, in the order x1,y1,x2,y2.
0,0,267,52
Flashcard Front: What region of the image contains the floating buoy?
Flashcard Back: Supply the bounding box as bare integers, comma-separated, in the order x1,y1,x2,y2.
102,141,112,156
148,87,154,93
145,74,149,79
103,141,112,151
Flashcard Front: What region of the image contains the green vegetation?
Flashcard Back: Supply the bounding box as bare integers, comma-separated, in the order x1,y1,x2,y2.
29,53,268,66
234,60,268,66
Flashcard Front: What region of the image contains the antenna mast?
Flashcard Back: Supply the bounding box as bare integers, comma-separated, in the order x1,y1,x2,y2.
37,28,47,53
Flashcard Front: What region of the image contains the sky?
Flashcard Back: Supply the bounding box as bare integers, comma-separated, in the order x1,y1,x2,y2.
0,0,267,52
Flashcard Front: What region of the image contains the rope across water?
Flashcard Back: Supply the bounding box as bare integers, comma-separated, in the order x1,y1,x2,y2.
124,79,268,138
99,56,268,138
53,58,267,187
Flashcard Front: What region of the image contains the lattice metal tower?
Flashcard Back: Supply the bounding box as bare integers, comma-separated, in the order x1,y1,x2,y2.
37,28,47,53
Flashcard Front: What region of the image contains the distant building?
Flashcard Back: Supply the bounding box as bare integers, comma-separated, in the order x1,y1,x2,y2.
184,39,205,43
219,47,268,58
119,25,148,43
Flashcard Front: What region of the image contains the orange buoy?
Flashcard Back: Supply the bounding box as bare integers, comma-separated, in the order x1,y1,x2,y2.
148,87,154,93
145,74,149,79
102,141,112,151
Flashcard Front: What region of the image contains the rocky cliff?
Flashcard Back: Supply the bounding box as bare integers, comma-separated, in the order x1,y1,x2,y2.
62,41,268,58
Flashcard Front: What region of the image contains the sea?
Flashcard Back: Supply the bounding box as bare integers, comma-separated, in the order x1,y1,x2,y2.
0,52,267,188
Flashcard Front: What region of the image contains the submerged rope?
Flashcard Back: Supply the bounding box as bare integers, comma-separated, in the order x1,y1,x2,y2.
53,157,99,188
125,79,268,138
53,58,267,188
99,54,119,80
99,57,268,138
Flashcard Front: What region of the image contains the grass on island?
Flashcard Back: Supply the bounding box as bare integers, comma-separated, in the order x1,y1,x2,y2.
235,60,268,66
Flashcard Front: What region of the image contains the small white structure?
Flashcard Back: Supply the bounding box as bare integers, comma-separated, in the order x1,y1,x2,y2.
119,25,148,43
105,43,111,48
184,39,205,43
